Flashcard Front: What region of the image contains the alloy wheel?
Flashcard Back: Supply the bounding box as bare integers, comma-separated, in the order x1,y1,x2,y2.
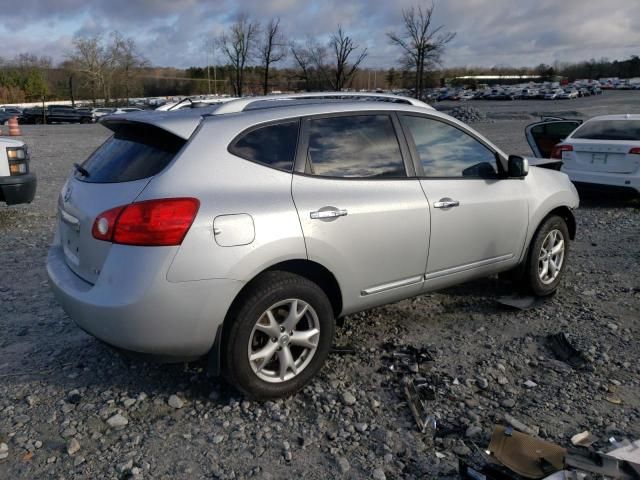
247,298,320,383
538,229,565,285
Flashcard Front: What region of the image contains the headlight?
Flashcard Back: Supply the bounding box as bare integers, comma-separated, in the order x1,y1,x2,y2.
6,147,29,175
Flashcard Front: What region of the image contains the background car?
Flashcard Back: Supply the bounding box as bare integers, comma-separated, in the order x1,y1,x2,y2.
112,107,144,114
0,106,23,124
21,105,94,124
91,107,116,120
544,89,564,100
526,114,640,195
0,110,15,125
558,89,579,99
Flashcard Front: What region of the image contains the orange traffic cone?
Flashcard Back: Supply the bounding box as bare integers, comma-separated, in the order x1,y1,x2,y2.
8,116,21,136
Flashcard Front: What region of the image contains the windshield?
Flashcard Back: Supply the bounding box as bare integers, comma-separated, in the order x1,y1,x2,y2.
571,120,640,141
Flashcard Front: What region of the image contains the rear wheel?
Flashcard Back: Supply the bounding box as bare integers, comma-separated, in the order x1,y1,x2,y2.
523,215,570,296
222,272,335,399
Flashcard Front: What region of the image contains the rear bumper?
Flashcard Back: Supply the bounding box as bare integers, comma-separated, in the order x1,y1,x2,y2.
563,168,640,194
46,238,245,359
0,173,37,205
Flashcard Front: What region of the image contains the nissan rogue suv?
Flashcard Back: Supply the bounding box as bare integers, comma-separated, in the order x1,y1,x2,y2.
47,93,579,399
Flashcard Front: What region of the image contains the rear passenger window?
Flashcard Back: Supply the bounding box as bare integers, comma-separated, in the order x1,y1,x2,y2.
306,115,406,178
230,121,299,171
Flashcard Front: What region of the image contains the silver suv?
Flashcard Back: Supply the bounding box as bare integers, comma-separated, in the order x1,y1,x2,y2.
47,93,579,399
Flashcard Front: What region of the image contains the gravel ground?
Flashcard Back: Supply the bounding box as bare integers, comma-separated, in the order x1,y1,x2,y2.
1,92,639,479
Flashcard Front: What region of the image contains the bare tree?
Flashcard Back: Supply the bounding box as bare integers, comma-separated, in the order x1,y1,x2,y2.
258,17,287,95
325,26,367,91
218,14,260,97
112,32,148,105
68,35,116,105
387,3,455,99
290,41,314,91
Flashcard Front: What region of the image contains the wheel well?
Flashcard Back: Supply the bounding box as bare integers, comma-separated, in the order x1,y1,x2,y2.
209,260,343,375
265,260,343,317
547,206,576,239
228,260,342,319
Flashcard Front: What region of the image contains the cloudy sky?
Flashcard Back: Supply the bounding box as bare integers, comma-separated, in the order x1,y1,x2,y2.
1,0,638,69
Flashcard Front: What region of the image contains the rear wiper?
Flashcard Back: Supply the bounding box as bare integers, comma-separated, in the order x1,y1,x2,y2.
73,163,90,177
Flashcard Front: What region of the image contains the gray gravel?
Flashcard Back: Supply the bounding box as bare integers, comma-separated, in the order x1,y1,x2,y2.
1,91,639,479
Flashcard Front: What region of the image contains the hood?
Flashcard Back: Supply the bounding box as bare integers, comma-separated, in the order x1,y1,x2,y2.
0,137,26,148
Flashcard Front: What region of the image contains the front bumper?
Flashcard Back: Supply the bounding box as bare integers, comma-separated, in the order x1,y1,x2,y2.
46,239,245,360
563,168,640,194
0,173,36,205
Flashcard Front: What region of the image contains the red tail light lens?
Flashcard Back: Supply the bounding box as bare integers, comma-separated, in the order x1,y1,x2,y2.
629,147,640,155
92,198,200,246
551,144,573,159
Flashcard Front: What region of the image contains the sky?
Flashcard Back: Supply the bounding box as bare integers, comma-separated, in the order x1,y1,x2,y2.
0,0,638,70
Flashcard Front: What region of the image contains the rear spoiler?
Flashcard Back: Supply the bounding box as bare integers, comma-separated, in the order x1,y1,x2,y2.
100,106,220,140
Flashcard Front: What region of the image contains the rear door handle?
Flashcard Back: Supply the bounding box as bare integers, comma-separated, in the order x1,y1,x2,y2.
433,198,460,209
310,208,348,220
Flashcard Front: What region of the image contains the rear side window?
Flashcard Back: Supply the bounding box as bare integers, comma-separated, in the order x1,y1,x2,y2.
229,121,299,171
572,120,640,141
306,115,405,178
77,123,185,183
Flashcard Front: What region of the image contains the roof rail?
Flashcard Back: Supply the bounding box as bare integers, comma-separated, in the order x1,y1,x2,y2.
212,92,433,115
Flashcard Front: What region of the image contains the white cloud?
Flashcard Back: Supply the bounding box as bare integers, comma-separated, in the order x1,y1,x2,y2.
0,0,638,68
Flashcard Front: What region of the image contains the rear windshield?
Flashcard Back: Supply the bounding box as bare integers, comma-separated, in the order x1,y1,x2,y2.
572,120,640,141
76,123,186,183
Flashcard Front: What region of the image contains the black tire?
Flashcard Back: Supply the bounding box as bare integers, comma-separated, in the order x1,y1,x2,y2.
222,271,335,400
523,215,570,296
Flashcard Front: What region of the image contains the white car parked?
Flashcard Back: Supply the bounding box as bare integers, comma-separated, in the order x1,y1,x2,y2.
526,115,640,194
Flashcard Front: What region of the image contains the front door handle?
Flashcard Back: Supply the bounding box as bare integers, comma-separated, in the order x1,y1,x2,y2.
433,198,460,209
310,208,348,220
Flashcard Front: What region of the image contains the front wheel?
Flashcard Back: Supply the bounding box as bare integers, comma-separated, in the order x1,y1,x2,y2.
222,271,335,399
524,215,570,296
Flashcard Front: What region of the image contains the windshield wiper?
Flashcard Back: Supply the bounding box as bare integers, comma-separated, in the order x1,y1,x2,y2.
73,162,90,177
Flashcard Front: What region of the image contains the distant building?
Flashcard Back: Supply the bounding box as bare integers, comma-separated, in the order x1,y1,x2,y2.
447,74,543,87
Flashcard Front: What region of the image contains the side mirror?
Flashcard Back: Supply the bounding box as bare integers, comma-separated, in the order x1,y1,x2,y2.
508,155,529,178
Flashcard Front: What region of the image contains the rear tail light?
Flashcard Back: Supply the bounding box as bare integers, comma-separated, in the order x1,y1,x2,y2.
629,147,640,155
91,205,125,241
92,198,200,246
551,144,573,159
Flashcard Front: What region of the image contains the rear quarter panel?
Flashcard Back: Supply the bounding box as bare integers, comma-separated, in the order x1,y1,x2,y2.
138,117,307,283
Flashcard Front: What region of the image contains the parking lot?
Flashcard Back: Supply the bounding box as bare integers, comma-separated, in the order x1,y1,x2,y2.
0,91,639,479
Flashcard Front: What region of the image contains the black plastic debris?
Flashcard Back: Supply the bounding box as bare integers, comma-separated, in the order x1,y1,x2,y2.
460,459,526,480
330,345,356,355
497,295,547,311
379,343,435,375
546,333,587,369
459,446,527,480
